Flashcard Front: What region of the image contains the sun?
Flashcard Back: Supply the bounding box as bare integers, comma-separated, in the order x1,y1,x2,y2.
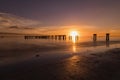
70,31,79,37
69,31,79,43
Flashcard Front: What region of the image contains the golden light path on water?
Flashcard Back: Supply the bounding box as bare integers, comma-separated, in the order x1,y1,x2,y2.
70,31,79,43
72,44,76,53
69,30,79,53
57,31,85,80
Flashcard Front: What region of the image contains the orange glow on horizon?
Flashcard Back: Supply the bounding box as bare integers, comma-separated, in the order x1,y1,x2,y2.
70,31,79,37
69,30,79,43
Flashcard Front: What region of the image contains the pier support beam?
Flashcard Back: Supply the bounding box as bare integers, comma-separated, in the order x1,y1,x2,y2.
63,35,66,40
106,33,110,41
24,35,67,40
93,34,97,42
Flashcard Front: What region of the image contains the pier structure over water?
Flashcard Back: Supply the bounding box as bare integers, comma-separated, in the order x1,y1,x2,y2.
92,33,110,47
69,36,79,40
93,34,97,42
106,33,110,41
93,33,110,42
24,35,66,40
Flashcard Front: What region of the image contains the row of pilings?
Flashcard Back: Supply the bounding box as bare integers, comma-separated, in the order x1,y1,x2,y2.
69,36,79,40
24,33,110,41
93,33,110,47
24,35,67,40
93,33,110,42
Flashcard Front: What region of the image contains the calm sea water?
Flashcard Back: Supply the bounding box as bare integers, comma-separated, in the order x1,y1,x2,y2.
0,36,120,65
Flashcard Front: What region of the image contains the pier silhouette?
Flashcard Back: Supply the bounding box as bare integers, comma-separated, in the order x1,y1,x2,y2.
24,35,66,40
92,33,110,47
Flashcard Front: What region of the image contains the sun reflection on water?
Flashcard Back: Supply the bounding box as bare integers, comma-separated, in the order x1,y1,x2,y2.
71,36,78,53
58,55,83,80
72,44,76,53
72,36,77,43
70,31,79,43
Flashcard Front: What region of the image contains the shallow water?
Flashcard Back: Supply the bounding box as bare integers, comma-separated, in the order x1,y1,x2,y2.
0,36,120,66
0,36,120,80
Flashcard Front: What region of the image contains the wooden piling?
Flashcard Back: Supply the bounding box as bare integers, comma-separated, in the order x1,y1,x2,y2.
93,34,97,41
24,35,67,40
106,33,110,41
63,35,66,40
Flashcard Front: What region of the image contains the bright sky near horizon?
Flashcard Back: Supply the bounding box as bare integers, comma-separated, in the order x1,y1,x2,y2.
0,0,120,36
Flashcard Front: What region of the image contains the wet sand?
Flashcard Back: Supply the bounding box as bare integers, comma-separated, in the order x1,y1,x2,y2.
0,48,120,80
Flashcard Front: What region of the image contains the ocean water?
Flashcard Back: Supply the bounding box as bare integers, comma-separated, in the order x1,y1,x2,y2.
0,36,120,65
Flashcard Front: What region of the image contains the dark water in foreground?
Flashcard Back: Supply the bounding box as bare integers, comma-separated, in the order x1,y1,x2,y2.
0,36,120,65
0,36,120,80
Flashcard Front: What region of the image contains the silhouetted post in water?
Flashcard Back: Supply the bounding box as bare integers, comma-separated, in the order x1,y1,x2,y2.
55,35,57,40
51,35,54,39
93,34,97,42
76,36,79,40
63,35,66,40
93,34,97,47
106,33,110,47
58,35,61,40
24,35,67,40
24,36,29,39
106,33,110,41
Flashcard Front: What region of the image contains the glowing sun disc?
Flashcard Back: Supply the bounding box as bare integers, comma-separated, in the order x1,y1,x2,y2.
70,31,79,36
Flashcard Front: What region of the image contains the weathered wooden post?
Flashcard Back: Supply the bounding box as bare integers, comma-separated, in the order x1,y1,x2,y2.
24,36,26,39
58,35,61,40
93,34,97,42
55,35,57,40
106,33,110,41
76,36,79,40
106,33,110,47
63,35,66,40
51,35,54,39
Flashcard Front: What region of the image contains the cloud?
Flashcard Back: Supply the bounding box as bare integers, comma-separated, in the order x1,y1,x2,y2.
0,12,41,28
9,26,19,29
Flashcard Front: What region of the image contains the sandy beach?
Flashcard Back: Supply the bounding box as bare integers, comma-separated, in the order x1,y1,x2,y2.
0,48,120,80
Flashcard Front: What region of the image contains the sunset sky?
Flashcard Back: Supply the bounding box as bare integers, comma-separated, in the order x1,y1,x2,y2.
0,0,120,36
